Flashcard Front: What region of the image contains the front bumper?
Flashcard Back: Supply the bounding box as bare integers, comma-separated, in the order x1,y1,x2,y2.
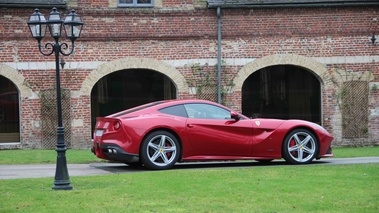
92,142,139,163
318,146,334,158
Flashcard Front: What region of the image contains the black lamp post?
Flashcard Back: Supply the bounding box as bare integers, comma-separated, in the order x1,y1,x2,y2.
28,8,83,190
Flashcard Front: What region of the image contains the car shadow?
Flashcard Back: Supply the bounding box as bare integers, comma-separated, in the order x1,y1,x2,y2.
91,160,330,174
173,160,328,170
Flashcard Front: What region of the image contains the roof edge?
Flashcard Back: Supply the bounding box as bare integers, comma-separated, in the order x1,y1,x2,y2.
207,0,379,9
0,0,66,9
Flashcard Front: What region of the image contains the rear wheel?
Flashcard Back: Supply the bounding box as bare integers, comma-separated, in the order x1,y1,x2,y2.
282,129,318,164
140,131,180,170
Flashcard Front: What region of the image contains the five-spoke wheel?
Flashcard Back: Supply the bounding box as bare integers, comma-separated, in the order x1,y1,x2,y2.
282,129,318,164
140,131,180,170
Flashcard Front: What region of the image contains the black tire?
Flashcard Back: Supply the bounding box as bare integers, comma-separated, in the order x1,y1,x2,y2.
140,131,180,170
282,129,319,164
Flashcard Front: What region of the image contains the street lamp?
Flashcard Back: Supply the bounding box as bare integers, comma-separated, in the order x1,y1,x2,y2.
28,8,83,190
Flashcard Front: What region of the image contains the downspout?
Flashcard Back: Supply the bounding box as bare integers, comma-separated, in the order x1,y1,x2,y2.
217,7,222,104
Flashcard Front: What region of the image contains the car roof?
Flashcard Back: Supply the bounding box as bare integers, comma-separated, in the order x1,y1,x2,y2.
107,99,230,118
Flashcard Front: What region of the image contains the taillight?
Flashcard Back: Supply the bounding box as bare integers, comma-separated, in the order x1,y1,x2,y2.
95,129,104,137
114,120,121,130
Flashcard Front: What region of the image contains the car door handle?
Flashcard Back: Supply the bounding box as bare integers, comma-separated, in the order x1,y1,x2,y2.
187,124,194,128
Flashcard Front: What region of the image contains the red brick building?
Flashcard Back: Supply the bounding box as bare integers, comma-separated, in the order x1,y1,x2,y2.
0,0,378,149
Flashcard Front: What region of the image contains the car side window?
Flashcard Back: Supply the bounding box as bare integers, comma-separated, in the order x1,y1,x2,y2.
184,103,231,120
159,104,188,118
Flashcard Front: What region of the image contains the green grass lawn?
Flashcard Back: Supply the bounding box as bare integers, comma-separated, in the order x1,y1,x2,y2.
0,147,378,212
0,149,104,164
1,164,378,212
0,146,378,165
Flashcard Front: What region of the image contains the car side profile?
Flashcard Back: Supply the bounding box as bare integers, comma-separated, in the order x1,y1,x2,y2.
91,99,333,170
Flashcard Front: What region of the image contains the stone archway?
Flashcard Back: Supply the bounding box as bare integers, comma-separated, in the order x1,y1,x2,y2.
242,65,322,123
234,54,328,92
0,64,33,98
234,54,328,125
0,64,33,144
77,58,189,139
79,57,188,97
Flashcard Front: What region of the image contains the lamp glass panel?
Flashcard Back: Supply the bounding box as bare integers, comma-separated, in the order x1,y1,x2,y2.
28,15,46,37
64,13,83,38
48,12,62,37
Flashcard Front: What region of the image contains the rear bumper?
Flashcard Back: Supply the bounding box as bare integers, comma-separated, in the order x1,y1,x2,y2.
92,142,139,163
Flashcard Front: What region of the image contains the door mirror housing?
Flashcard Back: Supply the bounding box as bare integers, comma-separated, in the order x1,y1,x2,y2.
231,111,240,121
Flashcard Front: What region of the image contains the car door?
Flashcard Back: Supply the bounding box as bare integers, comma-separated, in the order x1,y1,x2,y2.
184,103,253,157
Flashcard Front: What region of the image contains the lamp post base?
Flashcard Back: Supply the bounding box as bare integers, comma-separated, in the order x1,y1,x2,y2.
52,147,73,190
52,182,73,190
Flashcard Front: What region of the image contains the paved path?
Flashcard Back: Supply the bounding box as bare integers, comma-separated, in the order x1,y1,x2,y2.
1,157,379,180
0,163,128,180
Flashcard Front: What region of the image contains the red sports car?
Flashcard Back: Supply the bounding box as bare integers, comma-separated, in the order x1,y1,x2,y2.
92,99,333,170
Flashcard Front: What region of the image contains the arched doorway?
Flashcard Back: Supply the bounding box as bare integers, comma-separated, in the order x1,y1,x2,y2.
0,75,20,143
242,65,321,124
91,69,177,129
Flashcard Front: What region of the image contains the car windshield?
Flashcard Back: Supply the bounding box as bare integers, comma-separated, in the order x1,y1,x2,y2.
109,101,165,117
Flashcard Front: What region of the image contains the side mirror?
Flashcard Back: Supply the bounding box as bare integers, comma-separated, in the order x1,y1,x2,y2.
231,111,240,121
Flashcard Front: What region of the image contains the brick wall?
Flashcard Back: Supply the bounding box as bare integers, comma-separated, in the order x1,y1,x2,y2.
0,0,378,148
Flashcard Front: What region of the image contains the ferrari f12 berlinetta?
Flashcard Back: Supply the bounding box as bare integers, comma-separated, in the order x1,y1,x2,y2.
92,99,333,170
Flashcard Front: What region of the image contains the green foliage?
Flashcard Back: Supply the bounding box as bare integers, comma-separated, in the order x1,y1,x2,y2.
185,61,235,105
371,83,378,91
187,62,216,93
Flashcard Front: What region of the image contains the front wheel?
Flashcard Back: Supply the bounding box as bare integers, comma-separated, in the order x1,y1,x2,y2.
140,131,180,170
282,129,318,164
